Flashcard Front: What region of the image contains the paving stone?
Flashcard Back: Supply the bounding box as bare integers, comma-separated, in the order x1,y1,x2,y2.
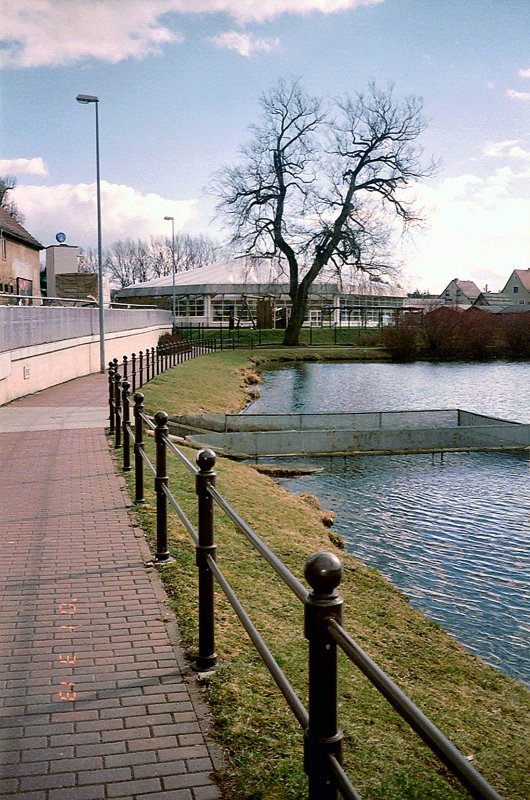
0,374,221,800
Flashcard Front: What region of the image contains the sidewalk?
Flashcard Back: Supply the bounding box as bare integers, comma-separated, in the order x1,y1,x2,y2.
0,374,222,800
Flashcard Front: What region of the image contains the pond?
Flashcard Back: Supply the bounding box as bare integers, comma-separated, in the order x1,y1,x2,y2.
245,361,530,685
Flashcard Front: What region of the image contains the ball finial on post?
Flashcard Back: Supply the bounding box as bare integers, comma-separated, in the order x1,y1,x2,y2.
305,552,342,596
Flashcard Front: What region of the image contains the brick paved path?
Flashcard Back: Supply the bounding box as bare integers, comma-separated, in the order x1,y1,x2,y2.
0,374,222,800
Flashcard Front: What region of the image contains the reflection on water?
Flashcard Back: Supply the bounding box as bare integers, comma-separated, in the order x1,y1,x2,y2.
246,362,530,684
245,360,530,422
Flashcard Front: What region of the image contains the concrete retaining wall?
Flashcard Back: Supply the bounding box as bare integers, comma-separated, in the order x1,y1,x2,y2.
0,306,170,352
0,307,172,405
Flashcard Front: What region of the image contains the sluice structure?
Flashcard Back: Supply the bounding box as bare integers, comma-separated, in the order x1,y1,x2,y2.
167,409,530,459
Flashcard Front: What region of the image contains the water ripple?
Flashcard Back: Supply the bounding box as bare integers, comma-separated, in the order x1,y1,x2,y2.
248,362,530,686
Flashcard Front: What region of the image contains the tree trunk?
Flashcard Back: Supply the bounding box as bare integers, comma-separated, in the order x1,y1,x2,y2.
283,289,308,346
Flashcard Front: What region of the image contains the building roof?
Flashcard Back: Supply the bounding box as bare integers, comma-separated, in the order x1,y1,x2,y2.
472,292,511,308
455,279,481,299
498,303,530,314
116,258,406,299
0,207,44,250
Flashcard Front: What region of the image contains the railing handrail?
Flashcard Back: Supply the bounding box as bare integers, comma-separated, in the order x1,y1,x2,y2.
107,346,506,800
327,618,503,800
207,483,308,603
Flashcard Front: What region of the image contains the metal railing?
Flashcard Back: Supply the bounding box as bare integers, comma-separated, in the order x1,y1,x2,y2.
107,360,505,800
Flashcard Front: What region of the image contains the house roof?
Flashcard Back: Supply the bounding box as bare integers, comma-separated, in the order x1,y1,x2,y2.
498,303,530,314
455,279,481,299
0,207,44,250
472,292,511,307
439,279,481,301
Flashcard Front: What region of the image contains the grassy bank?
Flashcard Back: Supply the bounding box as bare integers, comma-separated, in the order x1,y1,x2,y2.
139,346,389,417
129,350,529,800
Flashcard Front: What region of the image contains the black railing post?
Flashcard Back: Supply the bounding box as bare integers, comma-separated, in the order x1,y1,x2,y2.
108,362,116,434
193,448,217,672
121,380,131,472
304,552,344,800
122,354,128,381
139,350,144,387
131,353,137,392
113,372,122,449
133,392,145,504
150,347,155,380
145,348,150,384
154,411,172,564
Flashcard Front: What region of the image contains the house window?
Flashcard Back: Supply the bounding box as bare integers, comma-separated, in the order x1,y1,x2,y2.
0,238,6,260
513,286,519,293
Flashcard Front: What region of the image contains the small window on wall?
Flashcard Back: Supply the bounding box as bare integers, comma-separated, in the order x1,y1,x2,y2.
0,238,6,260
513,286,519,293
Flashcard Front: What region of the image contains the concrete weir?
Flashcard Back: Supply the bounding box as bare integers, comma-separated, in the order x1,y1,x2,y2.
167,409,530,459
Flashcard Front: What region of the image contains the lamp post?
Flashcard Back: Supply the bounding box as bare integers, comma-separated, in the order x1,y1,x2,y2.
164,215,176,333
76,93,105,373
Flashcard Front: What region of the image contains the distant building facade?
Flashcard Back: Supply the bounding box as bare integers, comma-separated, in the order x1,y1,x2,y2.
501,269,530,304
0,208,43,304
114,259,409,328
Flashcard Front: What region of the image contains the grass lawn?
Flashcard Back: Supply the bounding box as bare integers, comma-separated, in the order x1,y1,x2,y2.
125,349,529,800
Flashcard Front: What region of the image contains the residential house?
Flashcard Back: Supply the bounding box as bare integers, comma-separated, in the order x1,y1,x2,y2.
0,207,43,304
500,269,530,305
439,279,481,307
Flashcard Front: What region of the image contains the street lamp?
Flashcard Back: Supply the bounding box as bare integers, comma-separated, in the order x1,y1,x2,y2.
76,93,105,373
164,215,176,333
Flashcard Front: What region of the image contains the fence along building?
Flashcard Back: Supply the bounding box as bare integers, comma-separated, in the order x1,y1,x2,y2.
114,258,409,328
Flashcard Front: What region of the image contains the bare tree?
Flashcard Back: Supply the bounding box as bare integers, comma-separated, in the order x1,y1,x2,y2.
149,233,217,277
0,176,25,223
78,247,99,273
105,240,138,288
148,236,172,278
214,79,434,345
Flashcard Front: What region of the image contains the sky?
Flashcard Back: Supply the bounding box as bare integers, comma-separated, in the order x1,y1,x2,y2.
1,0,529,294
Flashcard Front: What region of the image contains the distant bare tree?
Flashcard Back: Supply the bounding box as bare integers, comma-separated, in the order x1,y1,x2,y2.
0,176,25,223
78,247,99,273
148,237,173,278
214,78,434,345
149,233,218,277
105,241,138,288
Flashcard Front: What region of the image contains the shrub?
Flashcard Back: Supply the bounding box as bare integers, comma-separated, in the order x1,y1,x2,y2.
500,312,530,358
382,324,421,361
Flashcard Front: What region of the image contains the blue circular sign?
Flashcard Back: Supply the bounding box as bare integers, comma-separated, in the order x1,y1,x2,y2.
56,232,66,243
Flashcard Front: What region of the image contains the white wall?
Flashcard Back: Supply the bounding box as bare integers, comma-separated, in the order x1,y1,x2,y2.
1,321,171,405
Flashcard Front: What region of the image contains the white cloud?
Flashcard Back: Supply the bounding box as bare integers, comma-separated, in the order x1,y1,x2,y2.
506,88,530,102
399,168,530,292
0,157,48,176
518,68,530,78
1,0,382,68
12,181,198,248
0,1,182,68
209,31,280,57
201,0,382,24
482,140,530,161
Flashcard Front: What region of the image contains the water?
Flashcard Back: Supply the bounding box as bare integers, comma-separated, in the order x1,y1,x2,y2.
245,361,530,684
245,360,530,422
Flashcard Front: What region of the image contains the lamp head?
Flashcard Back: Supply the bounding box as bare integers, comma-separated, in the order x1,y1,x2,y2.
76,94,99,104
164,216,174,221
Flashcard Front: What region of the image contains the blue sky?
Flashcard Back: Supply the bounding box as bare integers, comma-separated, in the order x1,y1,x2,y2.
1,0,529,292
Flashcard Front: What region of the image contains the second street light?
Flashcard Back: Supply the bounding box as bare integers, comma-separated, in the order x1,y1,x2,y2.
164,215,176,333
76,93,105,373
